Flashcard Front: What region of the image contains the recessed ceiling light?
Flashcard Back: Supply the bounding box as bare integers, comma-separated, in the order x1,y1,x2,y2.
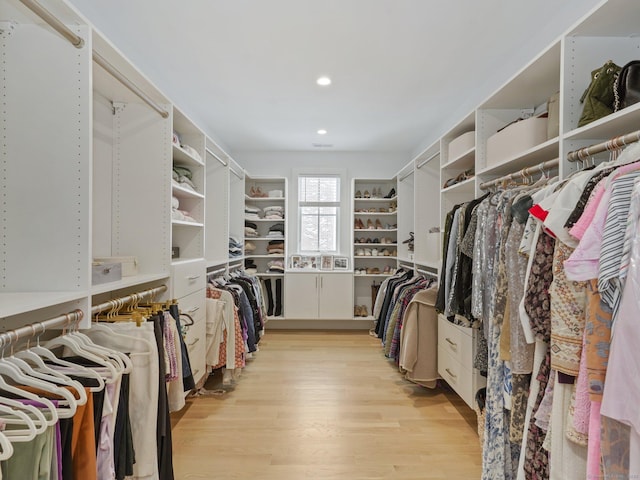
317,129,327,135
316,76,331,86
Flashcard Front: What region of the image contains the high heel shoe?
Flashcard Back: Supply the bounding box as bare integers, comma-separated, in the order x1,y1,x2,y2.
367,219,374,229
355,218,365,229
364,190,371,199
249,186,257,197
375,219,383,229
355,190,362,199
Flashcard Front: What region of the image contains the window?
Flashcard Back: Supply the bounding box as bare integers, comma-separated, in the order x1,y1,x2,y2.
298,175,340,252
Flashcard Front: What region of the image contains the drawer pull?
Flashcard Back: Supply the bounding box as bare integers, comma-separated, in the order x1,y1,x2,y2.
445,337,457,348
192,368,200,377
186,306,200,314
187,275,201,281
445,368,457,379
188,337,200,348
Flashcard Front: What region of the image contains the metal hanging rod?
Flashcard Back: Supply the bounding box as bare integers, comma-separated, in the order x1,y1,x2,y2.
416,267,438,279
207,266,226,277
416,151,439,169
479,158,559,191
205,147,228,167
228,262,243,270
567,129,640,163
399,169,415,182
229,166,244,180
19,0,84,48
0,309,83,347
93,52,169,119
91,285,167,316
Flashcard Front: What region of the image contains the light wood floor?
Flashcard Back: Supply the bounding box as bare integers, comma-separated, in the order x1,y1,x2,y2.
170,330,482,480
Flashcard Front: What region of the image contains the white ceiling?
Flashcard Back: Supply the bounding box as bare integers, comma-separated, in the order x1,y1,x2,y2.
67,0,601,156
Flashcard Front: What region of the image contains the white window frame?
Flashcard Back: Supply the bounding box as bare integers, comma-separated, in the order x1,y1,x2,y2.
297,174,341,254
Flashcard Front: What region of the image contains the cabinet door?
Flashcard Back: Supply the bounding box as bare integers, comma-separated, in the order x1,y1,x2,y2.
318,273,354,319
284,274,319,319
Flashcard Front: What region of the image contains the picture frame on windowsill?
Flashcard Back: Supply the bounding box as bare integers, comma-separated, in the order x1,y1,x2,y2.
333,256,349,270
320,255,333,271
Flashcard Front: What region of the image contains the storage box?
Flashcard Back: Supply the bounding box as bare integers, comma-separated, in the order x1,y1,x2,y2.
92,262,122,285
93,256,138,277
486,117,548,167
448,131,475,161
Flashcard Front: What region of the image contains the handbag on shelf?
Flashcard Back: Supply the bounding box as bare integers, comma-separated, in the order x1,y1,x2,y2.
614,60,640,112
577,60,621,128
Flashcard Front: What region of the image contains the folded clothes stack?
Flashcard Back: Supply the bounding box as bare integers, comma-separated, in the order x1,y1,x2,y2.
172,165,197,192
263,205,284,220
244,258,257,275
171,195,197,223
267,240,285,255
229,236,243,258
244,241,256,253
245,205,262,220
267,222,285,239
244,221,259,238
267,259,285,273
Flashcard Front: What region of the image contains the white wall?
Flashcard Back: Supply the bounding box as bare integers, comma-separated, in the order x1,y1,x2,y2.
235,150,406,179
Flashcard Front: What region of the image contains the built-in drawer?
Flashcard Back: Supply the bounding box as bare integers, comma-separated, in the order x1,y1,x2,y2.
438,315,463,361
438,346,474,408
186,333,207,386
172,259,206,298
178,289,206,323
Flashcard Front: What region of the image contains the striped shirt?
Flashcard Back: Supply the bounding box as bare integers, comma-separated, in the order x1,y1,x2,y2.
597,171,640,315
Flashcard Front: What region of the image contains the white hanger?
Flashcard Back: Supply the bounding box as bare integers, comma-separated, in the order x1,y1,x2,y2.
0,402,38,444
0,430,13,461
0,373,58,426
88,322,152,364
18,327,105,393
12,328,88,404
44,315,119,384
0,337,78,419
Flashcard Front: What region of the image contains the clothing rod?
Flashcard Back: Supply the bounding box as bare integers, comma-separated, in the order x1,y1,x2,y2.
92,52,169,119
416,268,438,278
207,267,226,277
205,147,228,167
416,151,439,169
19,0,84,48
0,309,83,347
228,263,243,270
229,167,244,179
567,129,640,162
479,158,559,191
91,285,167,315
399,169,415,182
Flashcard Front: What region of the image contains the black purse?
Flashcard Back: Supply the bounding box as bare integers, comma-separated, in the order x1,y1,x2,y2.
614,60,640,111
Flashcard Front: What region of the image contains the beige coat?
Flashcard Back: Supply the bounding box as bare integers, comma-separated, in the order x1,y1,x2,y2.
399,287,439,388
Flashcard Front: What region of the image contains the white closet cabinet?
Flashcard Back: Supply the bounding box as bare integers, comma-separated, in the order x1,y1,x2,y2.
285,272,353,319
205,140,231,267
92,31,172,301
413,146,441,270
1,1,92,322
352,178,398,319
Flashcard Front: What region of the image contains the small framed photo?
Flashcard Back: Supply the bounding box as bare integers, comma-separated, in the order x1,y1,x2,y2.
320,255,333,271
290,255,301,269
333,256,349,270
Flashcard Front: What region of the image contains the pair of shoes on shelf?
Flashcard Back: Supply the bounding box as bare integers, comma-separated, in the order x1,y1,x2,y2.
249,186,268,198
371,187,382,198
355,248,365,256
366,267,381,275
354,305,369,317
384,187,396,198
363,190,371,198
381,237,393,244
355,190,362,198
383,265,391,274
375,219,383,229
355,218,365,229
